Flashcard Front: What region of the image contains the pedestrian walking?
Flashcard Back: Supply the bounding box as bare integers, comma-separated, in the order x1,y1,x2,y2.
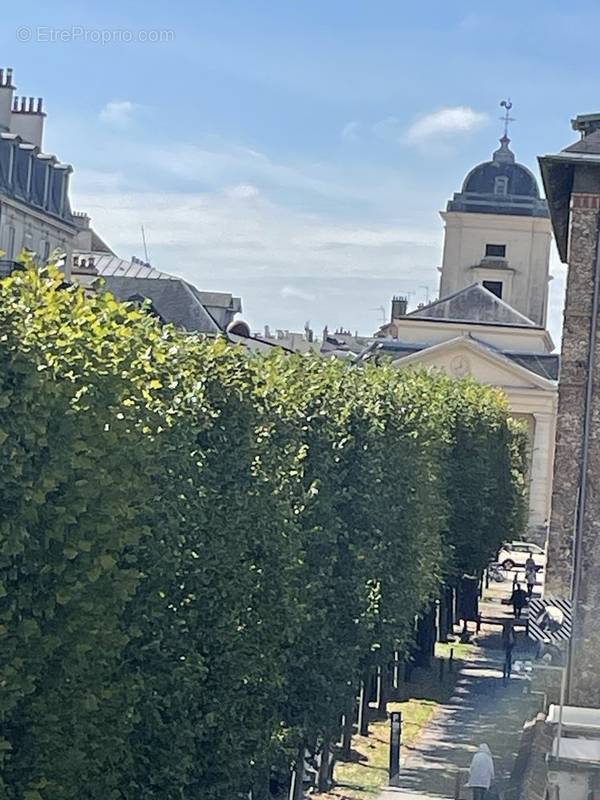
525,553,537,599
502,619,516,682
467,743,495,799
510,583,527,618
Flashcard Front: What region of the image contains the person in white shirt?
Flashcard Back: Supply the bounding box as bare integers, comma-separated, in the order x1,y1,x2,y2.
467,743,495,799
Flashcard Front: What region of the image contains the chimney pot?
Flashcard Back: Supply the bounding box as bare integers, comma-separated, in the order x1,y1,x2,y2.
89,257,95,268
27,97,33,112
0,70,4,87
6,68,13,86
73,255,79,267
20,96,26,112
391,295,408,321
37,98,43,113
12,96,18,112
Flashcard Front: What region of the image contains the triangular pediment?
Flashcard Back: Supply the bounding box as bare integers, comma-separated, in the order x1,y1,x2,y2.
407,284,537,327
391,336,555,390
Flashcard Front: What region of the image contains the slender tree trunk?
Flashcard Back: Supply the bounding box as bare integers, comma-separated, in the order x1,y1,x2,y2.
357,672,370,736
377,663,389,717
341,697,355,760
289,742,305,800
438,589,449,643
317,740,331,792
328,751,336,785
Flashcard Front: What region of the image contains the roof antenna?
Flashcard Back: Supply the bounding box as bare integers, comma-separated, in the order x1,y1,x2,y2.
499,99,515,140
370,306,387,325
141,225,150,264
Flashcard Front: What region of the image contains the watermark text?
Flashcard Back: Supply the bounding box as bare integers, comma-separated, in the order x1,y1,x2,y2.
17,26,175,44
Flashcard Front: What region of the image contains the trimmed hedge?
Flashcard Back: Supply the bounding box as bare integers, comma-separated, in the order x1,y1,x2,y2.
0,267,527,799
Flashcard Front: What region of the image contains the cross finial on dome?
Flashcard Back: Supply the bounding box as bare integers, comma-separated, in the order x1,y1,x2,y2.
500,99,515,139
493,99,516,163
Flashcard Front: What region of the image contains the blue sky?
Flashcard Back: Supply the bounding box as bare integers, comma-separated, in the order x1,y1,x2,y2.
2,1,599,341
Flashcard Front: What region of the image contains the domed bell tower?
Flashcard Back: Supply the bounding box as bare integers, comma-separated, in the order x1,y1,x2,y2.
439,103,552,327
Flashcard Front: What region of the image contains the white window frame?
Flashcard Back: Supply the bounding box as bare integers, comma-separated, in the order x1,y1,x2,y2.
494,176,509,195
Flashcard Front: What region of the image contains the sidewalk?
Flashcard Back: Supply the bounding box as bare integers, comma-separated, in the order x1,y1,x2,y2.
378,616,539,799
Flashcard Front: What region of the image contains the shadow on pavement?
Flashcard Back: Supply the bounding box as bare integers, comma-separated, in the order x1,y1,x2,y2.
380,634,539,799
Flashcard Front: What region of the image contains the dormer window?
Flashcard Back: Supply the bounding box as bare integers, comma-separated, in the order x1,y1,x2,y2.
485,243,506,258
494,175,509,195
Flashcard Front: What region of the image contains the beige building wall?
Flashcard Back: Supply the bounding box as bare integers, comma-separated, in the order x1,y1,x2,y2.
384,316,554,354
439,211,552,327
0,196,75,277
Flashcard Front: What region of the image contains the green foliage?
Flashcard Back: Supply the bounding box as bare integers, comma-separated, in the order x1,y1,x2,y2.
0,264,526,799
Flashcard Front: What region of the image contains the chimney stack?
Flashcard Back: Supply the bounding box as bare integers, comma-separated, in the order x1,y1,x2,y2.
571,113,600,139
10,89,47,149
0,66,15,133
391,295,408,320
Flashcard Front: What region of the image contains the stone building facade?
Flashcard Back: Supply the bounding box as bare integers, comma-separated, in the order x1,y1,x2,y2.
0,67,77,276
440,134,552,327
540,114,600,705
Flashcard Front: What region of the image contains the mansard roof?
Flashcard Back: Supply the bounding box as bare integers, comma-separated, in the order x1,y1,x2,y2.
0,132,75,226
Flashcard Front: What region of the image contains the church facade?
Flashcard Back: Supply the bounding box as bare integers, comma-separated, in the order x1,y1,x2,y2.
364,132,558,544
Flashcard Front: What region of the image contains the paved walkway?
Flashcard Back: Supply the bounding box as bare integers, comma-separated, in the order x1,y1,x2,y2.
378,577,542,800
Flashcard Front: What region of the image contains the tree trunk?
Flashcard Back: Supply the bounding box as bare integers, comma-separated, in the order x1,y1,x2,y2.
341,697,355,760
289,743,305,800
389,650,402,700
317,740,331,792
357,673,370,736
377,663,389,717
447,585,455,632
438,589,449,643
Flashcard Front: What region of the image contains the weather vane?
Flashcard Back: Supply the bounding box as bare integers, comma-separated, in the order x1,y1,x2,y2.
499,99,515,138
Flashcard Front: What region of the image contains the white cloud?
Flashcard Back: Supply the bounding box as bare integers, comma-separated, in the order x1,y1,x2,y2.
226,183,260,199
99,100,137,127
281,286,316,302
340,121,361,143
406,106,488,142
71,184,440,281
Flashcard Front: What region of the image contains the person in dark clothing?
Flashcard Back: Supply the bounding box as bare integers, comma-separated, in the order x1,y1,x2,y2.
510,583,527,618
502,620,516,682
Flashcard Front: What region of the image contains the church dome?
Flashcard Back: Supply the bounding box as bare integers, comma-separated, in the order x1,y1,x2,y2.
446,136,548,218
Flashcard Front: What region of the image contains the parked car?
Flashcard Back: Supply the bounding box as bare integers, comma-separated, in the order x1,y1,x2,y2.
497,541,546,571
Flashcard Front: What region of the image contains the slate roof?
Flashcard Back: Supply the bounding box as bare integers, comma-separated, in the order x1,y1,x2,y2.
447,137,548,218
0,132,76,227
539,122,600,263
94,254,173,280
406,284,538,327
504,351,559,381
358,336,559,381
72,253,243,334
101,275,221,334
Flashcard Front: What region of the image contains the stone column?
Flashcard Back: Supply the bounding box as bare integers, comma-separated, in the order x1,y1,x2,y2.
527,412,555,545
545,189,600,704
